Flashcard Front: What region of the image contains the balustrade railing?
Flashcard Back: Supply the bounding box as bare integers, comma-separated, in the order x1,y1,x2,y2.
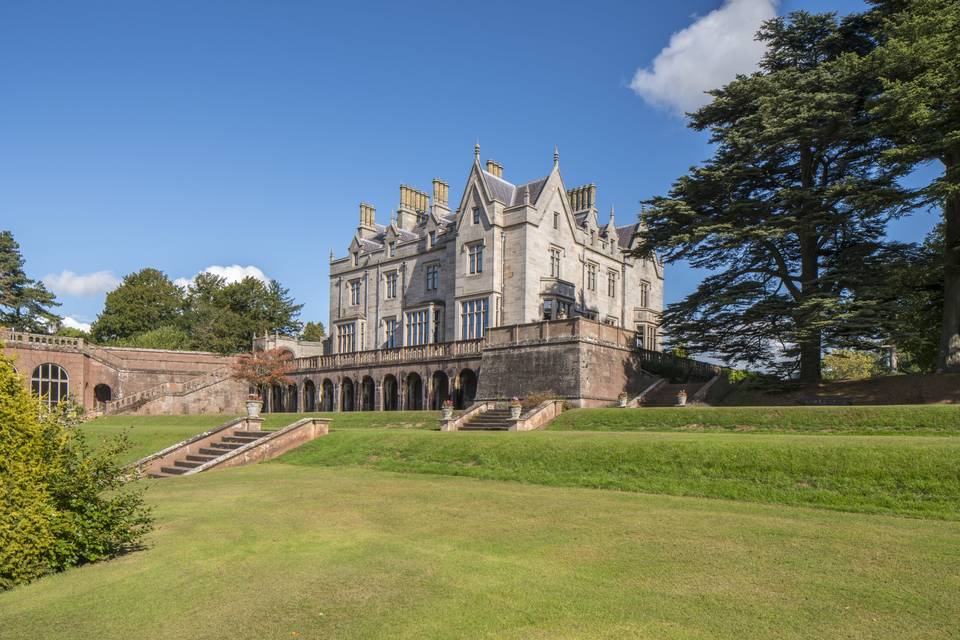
293,338,484,371
1,328,84,348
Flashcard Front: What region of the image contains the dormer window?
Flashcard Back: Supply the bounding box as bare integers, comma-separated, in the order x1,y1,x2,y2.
553,212,559,229
472,207,481,225
352,251,359,266
429,231,437,247
389,242,397,257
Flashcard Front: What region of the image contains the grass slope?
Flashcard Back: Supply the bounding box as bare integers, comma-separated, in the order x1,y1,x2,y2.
84,411,440,464
279,430,960,520
1,465,958,640
551,405,960,435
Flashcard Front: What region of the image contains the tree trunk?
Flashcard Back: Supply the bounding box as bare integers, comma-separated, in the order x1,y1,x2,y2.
938,153,960,372
798,146,822,383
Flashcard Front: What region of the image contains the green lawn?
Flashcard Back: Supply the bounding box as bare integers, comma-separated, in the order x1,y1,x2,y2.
279,429,960,520
84,411,441,464
2,465,958,640
551,405,960,435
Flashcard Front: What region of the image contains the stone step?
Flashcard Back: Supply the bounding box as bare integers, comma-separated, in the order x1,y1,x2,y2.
186,454,218,463
232,431,271,438
160,466,187,475
460,425,510,431
173,459,203,469
198,447,229,457
210,442,242,450
222,435,260,444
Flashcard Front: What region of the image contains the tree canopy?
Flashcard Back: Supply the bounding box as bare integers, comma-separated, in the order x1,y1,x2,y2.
637,11,912,381
0,230,60,333
301,321,326,342
90,268,183,343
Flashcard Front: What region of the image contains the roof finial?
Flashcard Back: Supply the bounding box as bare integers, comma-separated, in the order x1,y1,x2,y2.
474,140,480,161
553,145,560,166
609,204,615,225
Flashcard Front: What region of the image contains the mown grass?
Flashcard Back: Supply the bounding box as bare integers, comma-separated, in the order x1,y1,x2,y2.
278,429,960,520
1,465,958,640
551,405,960,435
83,411,440,464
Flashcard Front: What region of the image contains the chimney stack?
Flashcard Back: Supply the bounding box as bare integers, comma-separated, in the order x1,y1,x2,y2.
566,184,596,212
358,202,377,238
432,178,449,207
485,159,503,178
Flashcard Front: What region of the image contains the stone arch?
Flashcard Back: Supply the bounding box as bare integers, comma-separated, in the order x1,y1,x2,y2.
429,370,449,410
405,372,424,410
382,374,399,411
320,378,334,412
270,384,284,413
360,376,375,411
303,379,316,412
287,383,298,412
455,368,478,410
31,363,69,408
94,383,112,405
340,377,355,412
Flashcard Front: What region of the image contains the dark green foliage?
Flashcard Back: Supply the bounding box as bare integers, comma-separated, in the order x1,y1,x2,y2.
181,273,303,354
0,356,152,590
301,321,326,342
637,12,911,381
114,325,192,351
90,269,184,343
0,231,60,332
868,0,960,372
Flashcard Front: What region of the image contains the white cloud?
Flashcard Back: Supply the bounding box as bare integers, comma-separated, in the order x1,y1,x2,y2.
42,270,120,297
61,316,92,332
629,0,778,115
175,265,269,289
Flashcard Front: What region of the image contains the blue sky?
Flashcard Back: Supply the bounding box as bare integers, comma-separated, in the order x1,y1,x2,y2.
0,0,940,332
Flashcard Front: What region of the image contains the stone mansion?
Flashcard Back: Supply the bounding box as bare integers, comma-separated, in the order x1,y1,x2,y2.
328,146,664,354
3,147,671,415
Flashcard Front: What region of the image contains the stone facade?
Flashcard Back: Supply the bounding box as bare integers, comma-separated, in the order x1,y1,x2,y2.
328,147,664,354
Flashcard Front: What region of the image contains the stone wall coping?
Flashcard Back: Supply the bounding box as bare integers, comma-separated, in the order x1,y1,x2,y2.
510,399,565,431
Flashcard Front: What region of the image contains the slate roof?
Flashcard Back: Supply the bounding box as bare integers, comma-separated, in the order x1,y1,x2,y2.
511,177,548,206
481,171,516,204
616,223,639,249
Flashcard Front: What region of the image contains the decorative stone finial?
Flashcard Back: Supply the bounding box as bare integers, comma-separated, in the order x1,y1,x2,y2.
553,146,559,166
609,205,615,225
329,250,334,261
474,141,480,160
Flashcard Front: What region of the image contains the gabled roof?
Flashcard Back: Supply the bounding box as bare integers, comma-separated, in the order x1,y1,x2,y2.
511,177,548,206
481,170,516,204
616,223,640,249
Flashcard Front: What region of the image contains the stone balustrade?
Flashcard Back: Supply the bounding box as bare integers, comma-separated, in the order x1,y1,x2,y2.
1,328,84,349
293,338,484,372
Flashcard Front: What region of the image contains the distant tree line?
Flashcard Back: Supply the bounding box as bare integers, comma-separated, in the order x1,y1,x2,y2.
0,231,325,355
637,0,958,381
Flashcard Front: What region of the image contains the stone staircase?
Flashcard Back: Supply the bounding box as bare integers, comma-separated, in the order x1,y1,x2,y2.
458,407,515,431
150,430,272,478
642,382,706,407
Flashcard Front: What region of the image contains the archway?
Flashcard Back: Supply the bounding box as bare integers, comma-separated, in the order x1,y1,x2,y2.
430,371,449,409
456,368,478,410
287,383,298,412
361,376,375,411
303,380,316,412
341,378,355,412
321,379,334,412
31,363,69,408
405,372,424,410
382,375,399,411
271,384,284,413
94,383,112,405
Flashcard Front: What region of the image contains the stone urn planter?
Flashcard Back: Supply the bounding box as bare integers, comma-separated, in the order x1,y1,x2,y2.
246,397,263,418
441,400,454,421
676,390,688,407
618,392,629,408
509,398,522,420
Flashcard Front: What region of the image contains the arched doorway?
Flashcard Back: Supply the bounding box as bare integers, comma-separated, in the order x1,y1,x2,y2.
361,376,375,411
430,371,449,409
405,372,424,410
31,363,69,408
94,383,112,405
303,380,316,412
271,384,284,413
321,379,334,412
287,384,298,412
382,375,399,411
341,378,355,412
456,368,478,410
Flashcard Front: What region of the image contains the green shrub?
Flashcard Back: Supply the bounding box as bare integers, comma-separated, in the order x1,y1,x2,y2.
0,356,152,590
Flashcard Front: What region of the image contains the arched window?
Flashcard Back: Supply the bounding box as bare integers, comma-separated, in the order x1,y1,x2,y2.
31,363,69,408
